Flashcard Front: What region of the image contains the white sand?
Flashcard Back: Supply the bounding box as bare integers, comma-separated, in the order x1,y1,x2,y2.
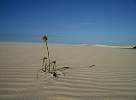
0,42,136,100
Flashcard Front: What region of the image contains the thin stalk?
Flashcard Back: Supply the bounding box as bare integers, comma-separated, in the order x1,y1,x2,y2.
44,57,47,72
42,58,45,71
45,38,51,72
52,61,56,72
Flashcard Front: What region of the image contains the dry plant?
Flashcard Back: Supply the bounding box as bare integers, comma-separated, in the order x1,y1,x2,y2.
42,34,51,72
37,34,70,79
37,34,58,79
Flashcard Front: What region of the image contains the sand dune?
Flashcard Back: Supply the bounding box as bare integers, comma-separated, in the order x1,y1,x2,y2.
92,44,133,49
0,43,136,100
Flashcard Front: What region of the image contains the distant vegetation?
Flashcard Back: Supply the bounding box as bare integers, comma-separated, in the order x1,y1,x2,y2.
133,46,136,49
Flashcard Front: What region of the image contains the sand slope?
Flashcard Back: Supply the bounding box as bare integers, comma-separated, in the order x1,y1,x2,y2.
0,43,136,100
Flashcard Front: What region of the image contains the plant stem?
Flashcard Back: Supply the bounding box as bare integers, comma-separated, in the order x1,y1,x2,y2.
45,40,50,72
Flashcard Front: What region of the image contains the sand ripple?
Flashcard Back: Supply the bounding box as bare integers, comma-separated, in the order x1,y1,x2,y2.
0,43,136,100
0,65,135,100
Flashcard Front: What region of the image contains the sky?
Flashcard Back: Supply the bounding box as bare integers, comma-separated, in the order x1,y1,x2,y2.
0,0,136,44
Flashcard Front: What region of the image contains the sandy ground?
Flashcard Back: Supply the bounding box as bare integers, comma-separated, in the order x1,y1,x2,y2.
0,42,136,100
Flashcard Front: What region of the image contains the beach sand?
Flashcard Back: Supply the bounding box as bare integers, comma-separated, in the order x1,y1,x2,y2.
0,43,136,100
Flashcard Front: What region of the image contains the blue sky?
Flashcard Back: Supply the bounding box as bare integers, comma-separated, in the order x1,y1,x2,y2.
0,0,136,44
